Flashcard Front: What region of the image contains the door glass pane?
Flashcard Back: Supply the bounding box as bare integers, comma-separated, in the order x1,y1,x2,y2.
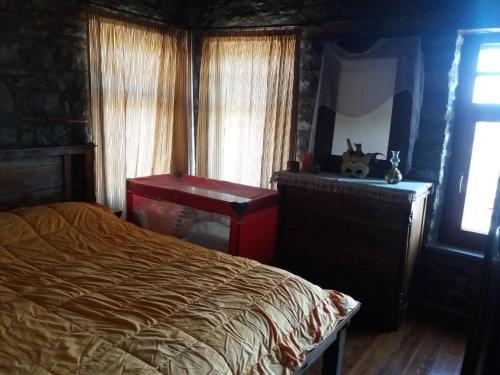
461,122,500,234
476,44,500,73
472,75,500,104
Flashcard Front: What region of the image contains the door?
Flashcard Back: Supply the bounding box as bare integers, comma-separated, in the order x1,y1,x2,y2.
461,176,500,374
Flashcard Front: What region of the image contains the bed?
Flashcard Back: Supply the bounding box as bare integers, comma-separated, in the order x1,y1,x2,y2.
0,145,360,375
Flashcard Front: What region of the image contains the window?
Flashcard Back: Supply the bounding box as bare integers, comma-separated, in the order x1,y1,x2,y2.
461,121,500,234
89,15,192,211
196,31,299,188
442,34,500,250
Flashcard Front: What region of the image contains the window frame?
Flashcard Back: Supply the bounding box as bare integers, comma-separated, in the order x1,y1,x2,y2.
441,33,500,251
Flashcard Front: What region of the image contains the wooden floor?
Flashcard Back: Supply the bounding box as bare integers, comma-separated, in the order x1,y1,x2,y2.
306,311,467,375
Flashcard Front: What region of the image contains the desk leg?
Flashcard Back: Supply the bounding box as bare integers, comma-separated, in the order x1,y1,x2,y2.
322,326,347,375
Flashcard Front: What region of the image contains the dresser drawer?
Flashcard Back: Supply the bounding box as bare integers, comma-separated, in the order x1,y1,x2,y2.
280,231,400,283
281,187,411,231
279,257,399,296
339,195,411,229
280,218,405,256
280,187,341,215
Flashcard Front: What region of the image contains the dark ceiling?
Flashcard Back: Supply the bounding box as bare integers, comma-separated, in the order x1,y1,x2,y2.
188,0,495,31
82,0,500,31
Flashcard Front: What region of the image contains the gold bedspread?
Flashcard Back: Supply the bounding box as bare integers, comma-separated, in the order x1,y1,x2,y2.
0,203,358,374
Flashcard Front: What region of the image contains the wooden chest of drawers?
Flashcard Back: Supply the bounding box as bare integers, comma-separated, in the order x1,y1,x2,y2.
274,172,432,328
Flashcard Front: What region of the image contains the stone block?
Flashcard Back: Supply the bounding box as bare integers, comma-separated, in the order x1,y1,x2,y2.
0,112,16,148
0,82,13,113
0,43,20,67
25,90,62,115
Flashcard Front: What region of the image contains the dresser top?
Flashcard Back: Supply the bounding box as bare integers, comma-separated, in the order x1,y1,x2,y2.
272,171,433,204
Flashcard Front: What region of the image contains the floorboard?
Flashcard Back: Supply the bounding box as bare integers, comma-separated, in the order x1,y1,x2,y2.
305,311,467,375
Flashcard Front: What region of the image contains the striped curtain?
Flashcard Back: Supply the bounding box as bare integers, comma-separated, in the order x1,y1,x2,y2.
196,31,298,188
89,14,192,211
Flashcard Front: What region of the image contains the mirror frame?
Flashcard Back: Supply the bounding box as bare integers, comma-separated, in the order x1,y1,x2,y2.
313,90,413,178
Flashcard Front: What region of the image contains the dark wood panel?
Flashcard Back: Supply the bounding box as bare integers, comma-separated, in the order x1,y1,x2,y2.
0,144,96,211
0,157,64,210
0,157,63,195
0,187,65,211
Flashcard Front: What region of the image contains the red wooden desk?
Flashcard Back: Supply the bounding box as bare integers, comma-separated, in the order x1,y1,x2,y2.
126,174,278,264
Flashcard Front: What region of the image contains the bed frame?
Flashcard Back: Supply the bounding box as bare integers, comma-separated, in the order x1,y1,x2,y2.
0,144,359,374
0,144,96,211
297,304,360,375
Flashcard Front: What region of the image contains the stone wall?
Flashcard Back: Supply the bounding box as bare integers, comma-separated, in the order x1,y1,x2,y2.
0,0,188,150
89,0,190,27
413,245,483,319
190,0,437,29
0,1,89,149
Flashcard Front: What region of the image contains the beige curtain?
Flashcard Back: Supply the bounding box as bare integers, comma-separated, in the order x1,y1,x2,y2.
196,31,298,188
89,14,192,211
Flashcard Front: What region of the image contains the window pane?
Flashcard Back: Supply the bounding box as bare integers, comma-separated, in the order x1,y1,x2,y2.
472,75,500,104
461,122,500,234
476,44,500,73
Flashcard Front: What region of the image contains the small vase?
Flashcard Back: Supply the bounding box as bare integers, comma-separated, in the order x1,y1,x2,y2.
299,152,313,172
385,151,402,184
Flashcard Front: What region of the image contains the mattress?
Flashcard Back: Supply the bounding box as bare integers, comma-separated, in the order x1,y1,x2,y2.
0,202,358,374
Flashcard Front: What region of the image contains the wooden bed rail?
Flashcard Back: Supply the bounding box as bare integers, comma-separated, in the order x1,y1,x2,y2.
296,303,360,375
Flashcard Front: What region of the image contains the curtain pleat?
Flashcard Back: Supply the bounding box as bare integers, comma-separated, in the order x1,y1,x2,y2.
89,15,192,211
196,32,297,188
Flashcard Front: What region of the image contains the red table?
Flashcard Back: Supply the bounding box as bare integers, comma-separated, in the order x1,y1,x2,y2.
126,174,278,264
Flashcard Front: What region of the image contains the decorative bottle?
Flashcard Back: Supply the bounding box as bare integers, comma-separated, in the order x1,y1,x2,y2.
385,150,403,184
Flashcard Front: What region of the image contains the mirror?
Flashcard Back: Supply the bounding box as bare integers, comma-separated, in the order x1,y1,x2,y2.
330,54,397,159
331,97,394,158
311,35,423,177
314,91,413,178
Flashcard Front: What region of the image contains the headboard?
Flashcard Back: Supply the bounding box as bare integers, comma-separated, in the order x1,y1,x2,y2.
0,144,96,211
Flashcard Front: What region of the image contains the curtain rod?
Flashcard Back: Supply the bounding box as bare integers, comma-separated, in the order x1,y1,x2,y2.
197,24,303,32
201,25,302,37
85,1,189,30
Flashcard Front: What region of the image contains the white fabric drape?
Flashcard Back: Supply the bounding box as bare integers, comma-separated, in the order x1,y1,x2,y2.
309,36,424,158
89,15,192,211
196,32,298,188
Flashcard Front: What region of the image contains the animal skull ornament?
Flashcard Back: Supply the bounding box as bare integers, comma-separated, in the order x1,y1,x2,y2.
340,139,382,178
